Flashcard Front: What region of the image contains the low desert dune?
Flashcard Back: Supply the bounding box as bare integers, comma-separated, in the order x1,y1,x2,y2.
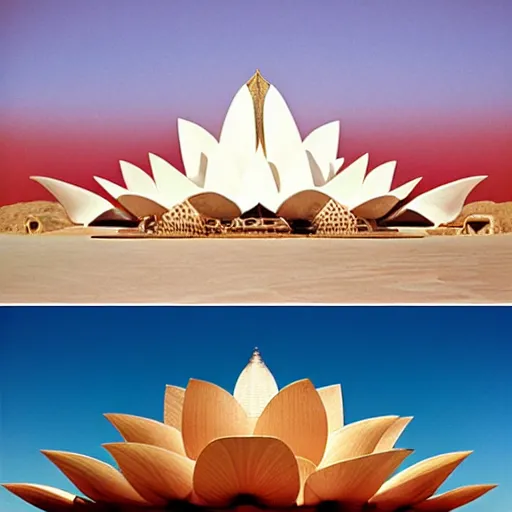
1,235,511,304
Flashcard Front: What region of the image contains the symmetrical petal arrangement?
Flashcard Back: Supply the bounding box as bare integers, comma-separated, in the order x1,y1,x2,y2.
31,71,486,233
3,349,496,512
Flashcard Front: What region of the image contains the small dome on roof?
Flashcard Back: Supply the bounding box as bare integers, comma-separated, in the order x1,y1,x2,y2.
233,348,278,418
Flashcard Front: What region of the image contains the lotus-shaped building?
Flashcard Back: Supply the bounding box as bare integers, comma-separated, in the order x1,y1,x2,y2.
4,349,495,511
32,72,486,236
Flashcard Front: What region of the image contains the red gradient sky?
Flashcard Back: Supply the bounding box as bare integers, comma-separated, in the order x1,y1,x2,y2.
2,109,511,206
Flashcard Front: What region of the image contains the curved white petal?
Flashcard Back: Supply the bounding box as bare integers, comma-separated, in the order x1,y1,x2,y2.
177,118,218,187
119,161,158,197
31,176,114,226
263,85,313,196
361,161,397,199
328,158,345,181
303,121,340,184
203,141,243,203
349,177,423,220
149,153,203,207
238,147,280,213
219,85,257,174
321,153,369,206
94,176,131,200
390,177,423,201
386,176,487,227
94,177,168,218
306,151,326,187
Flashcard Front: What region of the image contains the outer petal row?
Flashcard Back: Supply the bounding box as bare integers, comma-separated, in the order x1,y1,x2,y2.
370,451,473,509
105,443,194,504
3,479,495,511
304,449,413,505
2,484,84,511
40,450,147,505
193,436,300,507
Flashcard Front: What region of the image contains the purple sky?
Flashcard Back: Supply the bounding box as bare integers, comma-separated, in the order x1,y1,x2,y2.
3,0,511,120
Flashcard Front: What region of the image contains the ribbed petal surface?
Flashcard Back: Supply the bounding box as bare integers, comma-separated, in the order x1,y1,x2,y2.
193,436,300,507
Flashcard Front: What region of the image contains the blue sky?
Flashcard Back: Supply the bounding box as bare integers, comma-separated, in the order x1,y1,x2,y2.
1,306,511,511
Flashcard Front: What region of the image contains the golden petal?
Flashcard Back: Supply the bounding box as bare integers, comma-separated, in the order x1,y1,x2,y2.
317,384,344,432
374,417,413,452
2,483,81,511
254,379,328,465
41,450,147,505
296,457,317,506
181,379,250,460
369,451,473,509
164,385,185,430
320,416,399,467
304,449,412,505
193,435,300,507
104,413,185,456
104,442,194,505
414,484,497,511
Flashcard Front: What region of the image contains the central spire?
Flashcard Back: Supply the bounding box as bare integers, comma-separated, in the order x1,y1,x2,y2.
246,70,271,156
233,347,278,419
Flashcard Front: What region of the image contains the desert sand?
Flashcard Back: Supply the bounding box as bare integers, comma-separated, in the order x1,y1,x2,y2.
1,234,511,304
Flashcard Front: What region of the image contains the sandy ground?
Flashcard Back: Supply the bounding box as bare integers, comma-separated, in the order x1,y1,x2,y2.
1,234,512,304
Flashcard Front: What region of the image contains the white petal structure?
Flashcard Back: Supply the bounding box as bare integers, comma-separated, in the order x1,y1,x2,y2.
31,177,115,226
264,85,313,197
349,177,423,220
202,143,243,203
306,151,325,188
386,176,487,227
219,85,257,175
303,121,340,185
94,177,168,218
360,161,397,199
237,148,279,213
328,157,345,181
390,177,423,201
320,153,369,207
177,118,218,187
30,72,487,232
148,153,203,207
119,161,159,198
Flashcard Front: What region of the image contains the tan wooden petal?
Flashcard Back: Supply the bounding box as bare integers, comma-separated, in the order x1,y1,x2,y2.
296,457,317,506
254,379,328,465
414,484,497,511
369,451,473,509
193,436,300,507
104,442,194,505
164,385,185,430
104,413,185,456
317,384,344,432
2,483,83,511
304,449,413,505
181,379,250,460
41,450,147,505
374,417,414,452
320,416,399,467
